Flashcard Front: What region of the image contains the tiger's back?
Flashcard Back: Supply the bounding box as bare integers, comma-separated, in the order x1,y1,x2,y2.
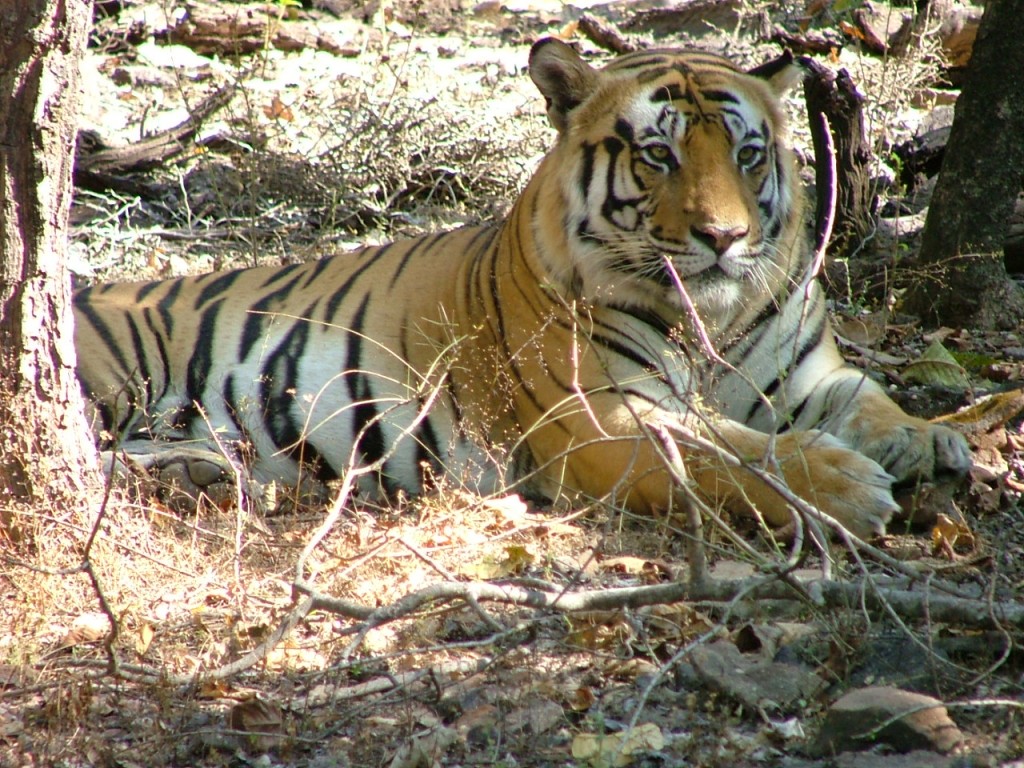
75,225,508,496
75,39,971,536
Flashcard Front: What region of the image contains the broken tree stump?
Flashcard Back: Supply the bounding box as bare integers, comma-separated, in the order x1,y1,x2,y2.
803,59,876,259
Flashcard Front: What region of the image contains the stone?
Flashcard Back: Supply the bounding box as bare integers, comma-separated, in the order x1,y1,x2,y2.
689,639,828,714
848,632,959,693
814,685,963,755
835,750,958,768
779,750,958,768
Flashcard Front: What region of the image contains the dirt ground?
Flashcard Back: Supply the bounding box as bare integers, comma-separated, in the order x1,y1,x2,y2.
2,1,1023,767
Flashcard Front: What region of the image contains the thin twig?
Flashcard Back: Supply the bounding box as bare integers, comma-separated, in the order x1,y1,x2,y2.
649,424,707,587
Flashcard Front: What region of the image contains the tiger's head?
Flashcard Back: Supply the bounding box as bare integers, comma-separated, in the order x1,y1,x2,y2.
528,39,806,329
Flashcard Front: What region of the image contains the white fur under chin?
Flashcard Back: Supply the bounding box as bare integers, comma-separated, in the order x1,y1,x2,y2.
680,279,744,329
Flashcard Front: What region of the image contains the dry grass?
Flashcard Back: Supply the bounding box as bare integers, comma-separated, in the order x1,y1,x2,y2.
71,38,549,286
1,467,700,765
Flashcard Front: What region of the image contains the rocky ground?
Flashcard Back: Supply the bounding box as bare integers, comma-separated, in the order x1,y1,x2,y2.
2,1,1023,767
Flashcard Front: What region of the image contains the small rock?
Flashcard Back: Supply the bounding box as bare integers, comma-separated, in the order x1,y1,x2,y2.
852,5,913,54
778,749,959,768
453,702,500,748
849,633,959,693
503,698,565,736
690,639,828,713
835,750,958,768
814,685,963,755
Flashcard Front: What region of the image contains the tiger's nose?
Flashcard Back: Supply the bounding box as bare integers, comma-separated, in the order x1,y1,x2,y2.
691,224,748,256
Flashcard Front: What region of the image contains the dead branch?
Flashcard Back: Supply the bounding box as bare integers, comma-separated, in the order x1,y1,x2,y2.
771,26,842,56
306,668,432,706
63,554,1016,689
807,112,838,272
302,578,689,625
296,571,1024,639
577,13,639,55
74,84,235,192
198,596,316,682
649,424,708,587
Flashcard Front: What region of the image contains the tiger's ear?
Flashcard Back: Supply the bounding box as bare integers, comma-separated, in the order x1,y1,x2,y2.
529,38,598,132
747,50,807,95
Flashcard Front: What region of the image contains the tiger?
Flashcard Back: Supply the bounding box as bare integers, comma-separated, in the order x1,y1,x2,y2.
74,38,972,539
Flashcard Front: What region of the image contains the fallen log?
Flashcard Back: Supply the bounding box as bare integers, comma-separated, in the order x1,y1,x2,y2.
577,12,639,55
167,0,348,57
74,84,235,193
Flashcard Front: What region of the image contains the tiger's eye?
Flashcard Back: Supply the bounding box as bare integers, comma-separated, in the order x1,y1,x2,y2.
644,144,674,164
737,145,761,166
638,145,679,171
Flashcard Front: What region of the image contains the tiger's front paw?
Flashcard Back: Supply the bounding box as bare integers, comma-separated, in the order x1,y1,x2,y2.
776,432,899,540
102,440,258,513
854,418,971,486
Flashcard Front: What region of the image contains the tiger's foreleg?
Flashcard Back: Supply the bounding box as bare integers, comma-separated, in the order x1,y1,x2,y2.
796,368,972,486
528,397,899,540
680,418,899,540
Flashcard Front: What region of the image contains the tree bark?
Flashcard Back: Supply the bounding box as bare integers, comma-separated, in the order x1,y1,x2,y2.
803,61,875,260
903,0,1024,329
0,0,99,508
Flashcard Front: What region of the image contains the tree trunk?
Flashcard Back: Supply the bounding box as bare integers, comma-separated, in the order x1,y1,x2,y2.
803,62,875,260
903,0,1024,329
0,0,99,508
